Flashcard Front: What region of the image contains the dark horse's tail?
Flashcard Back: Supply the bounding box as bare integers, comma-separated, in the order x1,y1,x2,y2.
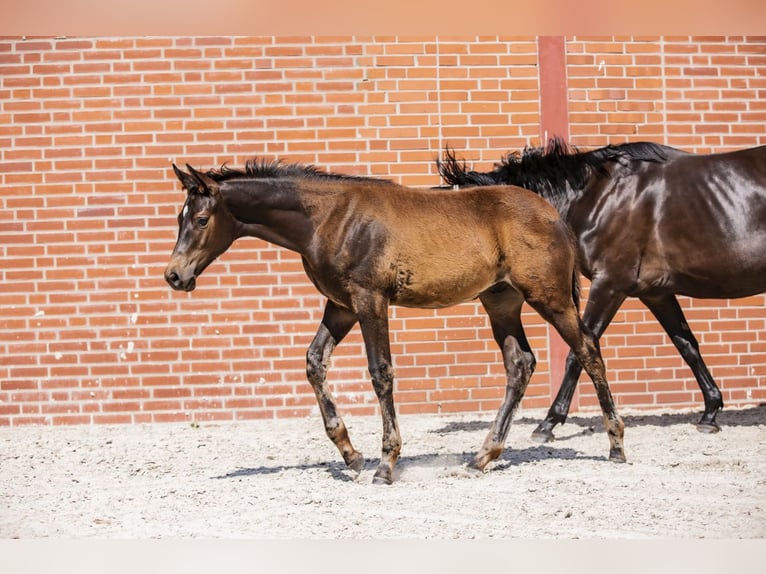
437,147,498,187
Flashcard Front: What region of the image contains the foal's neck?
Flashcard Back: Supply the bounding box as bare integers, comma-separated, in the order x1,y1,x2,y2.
220,179,313,253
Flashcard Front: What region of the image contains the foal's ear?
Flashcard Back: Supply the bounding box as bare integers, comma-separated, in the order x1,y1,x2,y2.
185,164,220,196
172,163,201,193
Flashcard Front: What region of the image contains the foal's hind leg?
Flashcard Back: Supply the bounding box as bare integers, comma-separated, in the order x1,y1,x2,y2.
306,301,365,474
471,288,536,471
531,299,626,462
532,283,627,443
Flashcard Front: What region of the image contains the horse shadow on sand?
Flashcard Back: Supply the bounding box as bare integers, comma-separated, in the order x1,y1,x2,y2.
211,404,763,483
211,446,592,484
211,439,601,484
435,403,765,436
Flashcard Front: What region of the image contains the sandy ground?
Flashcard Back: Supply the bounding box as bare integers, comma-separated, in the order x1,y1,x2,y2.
1,405,764,539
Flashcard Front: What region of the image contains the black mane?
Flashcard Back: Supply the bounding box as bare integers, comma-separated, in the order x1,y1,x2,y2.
438,137,668,211
204,158,394,185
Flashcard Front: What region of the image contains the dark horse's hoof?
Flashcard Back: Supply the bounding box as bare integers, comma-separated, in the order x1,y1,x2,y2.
696,421,721,434
530,422,556,444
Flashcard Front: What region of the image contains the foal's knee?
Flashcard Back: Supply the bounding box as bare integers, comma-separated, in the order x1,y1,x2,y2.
369,361,395,395
306,348,326,385
512,352,536,382
504,339,536,379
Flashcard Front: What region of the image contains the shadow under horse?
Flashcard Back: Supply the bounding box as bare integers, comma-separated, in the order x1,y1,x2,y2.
165,159,624,484
438,138,766,440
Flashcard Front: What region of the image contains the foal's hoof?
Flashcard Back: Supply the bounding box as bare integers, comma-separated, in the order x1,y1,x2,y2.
467,458,485,473
347,452,365,474
372,471,393,485
531,422,556,444
464,461,485,477
609,448,627,463
696,421,721,434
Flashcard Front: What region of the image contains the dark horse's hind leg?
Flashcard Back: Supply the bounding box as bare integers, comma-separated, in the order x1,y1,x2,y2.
531,283,627,443
306,301,365,474
471,288,536,471
642,294,723,433
531,287,726,442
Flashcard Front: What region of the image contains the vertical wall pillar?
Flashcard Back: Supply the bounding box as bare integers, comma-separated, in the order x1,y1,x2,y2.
536,36,575,407
538,36,569,143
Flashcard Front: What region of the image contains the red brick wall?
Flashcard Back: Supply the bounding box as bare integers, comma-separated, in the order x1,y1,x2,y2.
1,35,764,426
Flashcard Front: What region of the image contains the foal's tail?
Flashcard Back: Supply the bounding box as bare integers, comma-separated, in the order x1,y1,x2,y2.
569,229,582,312
571,263,581,312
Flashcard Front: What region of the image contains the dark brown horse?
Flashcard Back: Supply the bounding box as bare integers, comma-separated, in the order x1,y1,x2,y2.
164,159,625,484
438,138,766,441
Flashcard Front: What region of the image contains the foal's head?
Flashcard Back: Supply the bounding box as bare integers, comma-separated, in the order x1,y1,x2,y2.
164,164,239,292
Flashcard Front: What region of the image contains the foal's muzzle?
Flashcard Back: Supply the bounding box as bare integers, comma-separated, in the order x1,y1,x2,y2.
164,267,197,292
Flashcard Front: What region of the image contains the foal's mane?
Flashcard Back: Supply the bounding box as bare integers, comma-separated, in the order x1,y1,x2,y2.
438,137,668,210
204,158,394,185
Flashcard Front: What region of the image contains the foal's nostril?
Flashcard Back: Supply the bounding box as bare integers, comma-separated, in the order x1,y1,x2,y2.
165,268,196,291
165,269,181,287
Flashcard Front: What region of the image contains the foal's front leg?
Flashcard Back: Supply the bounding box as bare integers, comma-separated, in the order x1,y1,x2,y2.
306,301,365,474
354,291,401,485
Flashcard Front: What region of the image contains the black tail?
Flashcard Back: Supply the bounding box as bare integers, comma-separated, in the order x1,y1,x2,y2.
437,147,498,187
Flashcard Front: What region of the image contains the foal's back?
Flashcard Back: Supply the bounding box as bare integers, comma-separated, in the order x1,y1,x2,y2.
301,179,574,309
306,178,563,241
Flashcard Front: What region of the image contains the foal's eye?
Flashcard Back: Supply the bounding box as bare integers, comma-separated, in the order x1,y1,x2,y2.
197,217,209,228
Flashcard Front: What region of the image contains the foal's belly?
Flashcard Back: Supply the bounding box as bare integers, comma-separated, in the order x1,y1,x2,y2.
391,290,482,309
389,267,501,309
302,253,502,311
